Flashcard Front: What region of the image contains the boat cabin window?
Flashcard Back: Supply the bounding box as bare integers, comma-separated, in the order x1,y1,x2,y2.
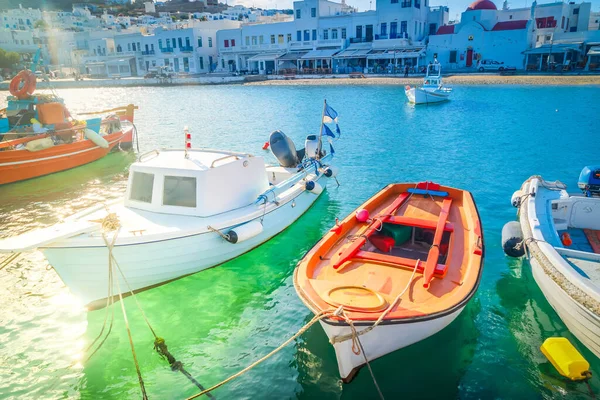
163,176,197,208
130,172,154,203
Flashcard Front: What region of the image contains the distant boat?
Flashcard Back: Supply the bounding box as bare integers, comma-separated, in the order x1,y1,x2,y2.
503,168,600,360
294,182,484,382
0,104,342,309
405,63,452,105
0,67,137,185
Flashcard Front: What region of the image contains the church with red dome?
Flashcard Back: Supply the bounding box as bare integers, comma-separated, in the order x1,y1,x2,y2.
427,0,596,71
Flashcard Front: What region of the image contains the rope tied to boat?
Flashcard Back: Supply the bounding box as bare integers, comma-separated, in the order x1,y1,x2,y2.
90,210,213,398
185,310,336,399
329,258,421,345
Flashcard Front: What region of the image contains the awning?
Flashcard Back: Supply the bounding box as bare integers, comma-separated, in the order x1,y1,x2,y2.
524,44,582,54
334,47,371,59
247,53,284,62
301,48,339,59
588,46,600,56
277,51,308,61
367,47,425,60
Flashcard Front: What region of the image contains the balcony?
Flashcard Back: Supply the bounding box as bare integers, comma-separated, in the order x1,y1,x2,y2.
350,37,373,44
180,45,194,52
316,39,344,47
160,47,174,53
142,50,155,55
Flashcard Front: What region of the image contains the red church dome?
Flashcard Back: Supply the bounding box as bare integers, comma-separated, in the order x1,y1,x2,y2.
466,0,497,11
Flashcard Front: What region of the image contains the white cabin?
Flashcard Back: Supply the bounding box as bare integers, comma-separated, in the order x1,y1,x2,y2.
125,149,270,217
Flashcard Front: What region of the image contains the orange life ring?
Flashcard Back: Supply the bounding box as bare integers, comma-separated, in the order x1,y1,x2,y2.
9,70,37,99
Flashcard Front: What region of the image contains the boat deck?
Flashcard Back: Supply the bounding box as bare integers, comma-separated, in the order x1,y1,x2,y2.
557,228,600,286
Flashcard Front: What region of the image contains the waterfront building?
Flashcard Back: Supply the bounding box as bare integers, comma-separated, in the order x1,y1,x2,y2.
216,0,448,74
0,6,41,31
428,0,599,71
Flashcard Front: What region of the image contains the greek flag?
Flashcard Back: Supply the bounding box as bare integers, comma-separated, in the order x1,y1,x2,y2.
321,124,336,138
322,104,339,124
322,103,341,138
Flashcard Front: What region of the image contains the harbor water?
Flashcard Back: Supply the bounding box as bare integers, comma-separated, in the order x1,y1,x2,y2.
0,84,599,399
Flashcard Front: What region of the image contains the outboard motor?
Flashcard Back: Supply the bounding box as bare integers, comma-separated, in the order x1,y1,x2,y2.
578,165,600,197
304,135,322,159
269,130,304,168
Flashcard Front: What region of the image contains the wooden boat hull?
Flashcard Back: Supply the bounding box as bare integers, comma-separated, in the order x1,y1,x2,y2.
531,257,600,358
294,182,484,381
0,129,128,185
320,305,464,381
518,178,600,359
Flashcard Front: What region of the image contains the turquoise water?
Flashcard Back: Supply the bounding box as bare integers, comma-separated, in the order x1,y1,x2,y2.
0,84,599,399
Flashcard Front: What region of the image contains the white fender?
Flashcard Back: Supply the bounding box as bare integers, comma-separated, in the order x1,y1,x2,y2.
226,220,263,244
85,128,109,149
324,166,339,178
305,181,323,195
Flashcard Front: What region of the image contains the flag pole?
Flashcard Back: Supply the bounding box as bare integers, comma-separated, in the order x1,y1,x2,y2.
318,99,326,160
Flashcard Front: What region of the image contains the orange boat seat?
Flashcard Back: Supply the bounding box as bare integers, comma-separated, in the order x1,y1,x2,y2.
354,250,448,277
369,235,395,253
386,215,454,232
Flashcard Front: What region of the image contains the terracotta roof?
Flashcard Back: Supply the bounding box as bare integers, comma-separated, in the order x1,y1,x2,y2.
467,0,497,10
492,20,528,31
436,25,455,35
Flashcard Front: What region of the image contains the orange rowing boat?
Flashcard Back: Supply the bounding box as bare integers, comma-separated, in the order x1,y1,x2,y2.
294,182,484,382
0,69,138,185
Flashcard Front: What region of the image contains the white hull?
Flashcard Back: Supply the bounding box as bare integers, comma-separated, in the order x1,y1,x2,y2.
43,184,326,308
405,88,450,105
530,256,600,358
319,306,464,380
519,178,600,359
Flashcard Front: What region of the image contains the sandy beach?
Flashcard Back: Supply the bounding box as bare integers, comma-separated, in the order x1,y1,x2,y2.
245,74,600,86
1,73,599,91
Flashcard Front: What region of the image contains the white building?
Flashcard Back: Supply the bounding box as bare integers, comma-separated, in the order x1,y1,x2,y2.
216,0,448,74
0,6,42,30
427,0,598,71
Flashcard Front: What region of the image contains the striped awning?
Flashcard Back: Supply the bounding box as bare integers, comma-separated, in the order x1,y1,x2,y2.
301,48,340,59
367,47,425,60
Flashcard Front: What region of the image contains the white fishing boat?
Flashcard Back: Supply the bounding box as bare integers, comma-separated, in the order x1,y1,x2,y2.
404,62,452,105
0,107,343,309
503,167,600,360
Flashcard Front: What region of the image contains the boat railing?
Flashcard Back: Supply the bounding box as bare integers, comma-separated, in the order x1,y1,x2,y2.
138,149,160,162
257,154,333,203
210,154,240,168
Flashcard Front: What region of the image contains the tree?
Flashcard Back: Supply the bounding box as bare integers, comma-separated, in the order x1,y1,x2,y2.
34,20,48,30
0,48,21,69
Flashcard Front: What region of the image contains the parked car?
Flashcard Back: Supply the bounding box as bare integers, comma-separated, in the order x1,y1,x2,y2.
477,60,514,72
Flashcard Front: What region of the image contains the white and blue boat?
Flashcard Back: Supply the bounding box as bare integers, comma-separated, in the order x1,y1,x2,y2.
503,167,600,360
0,103,343,309
405,62,452,105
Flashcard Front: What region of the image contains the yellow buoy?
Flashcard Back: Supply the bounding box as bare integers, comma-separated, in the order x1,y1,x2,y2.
541,337,591,381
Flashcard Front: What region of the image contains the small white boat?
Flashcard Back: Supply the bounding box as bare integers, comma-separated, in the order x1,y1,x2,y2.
405,62,452,105
503,168,600,360
0,127,340,309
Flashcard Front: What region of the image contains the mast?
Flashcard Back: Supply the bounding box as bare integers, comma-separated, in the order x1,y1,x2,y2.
317,99,326,159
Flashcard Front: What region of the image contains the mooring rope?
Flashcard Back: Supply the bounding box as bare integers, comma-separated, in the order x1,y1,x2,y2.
94,210,213,398
330,258,420,344
185,310,336,399
341,313,385,400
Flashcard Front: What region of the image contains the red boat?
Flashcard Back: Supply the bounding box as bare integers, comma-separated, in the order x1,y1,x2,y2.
0,69,137,185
